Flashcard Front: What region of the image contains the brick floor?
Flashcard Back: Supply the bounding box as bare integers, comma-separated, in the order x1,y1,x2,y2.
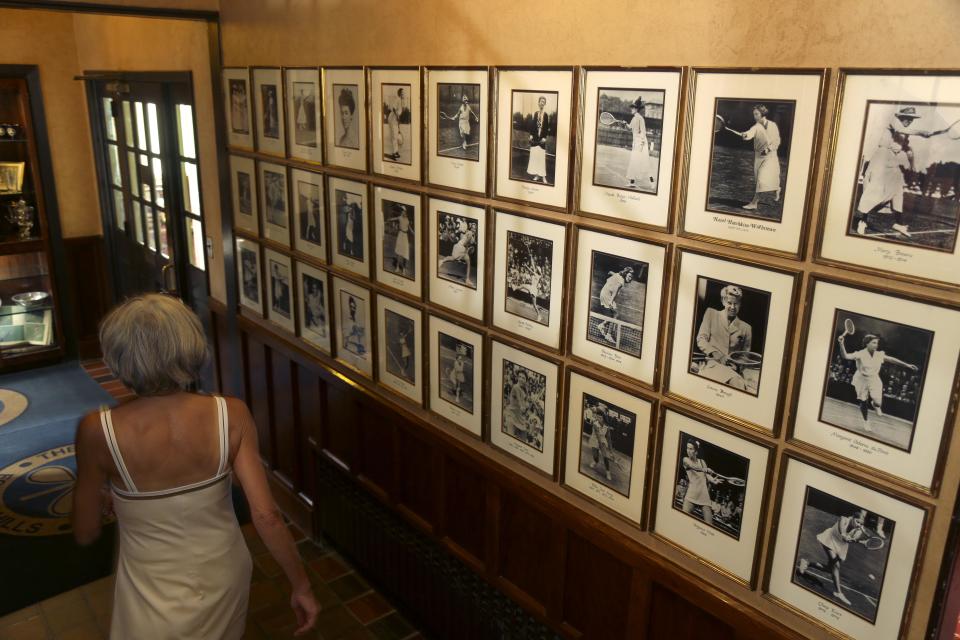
0,523,420,640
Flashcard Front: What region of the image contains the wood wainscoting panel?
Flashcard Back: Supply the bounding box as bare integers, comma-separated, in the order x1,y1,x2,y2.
396,427,439,533
562,531,634,639
358,402,397,501
440,452,487,570
242,333,273,464
646,583,736,640
268,348,296,490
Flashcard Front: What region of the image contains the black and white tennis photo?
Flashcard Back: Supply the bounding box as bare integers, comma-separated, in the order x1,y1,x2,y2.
509,90,558,185
576,393,636,497
707,98,796,221
689,277,771,397
240,247,259,303
237,171,253,215
819,309,932,451
333,84,360,150
260,83,280,139
672,431,750,540
847,100,960,252
384,309,415,384
296,178,322,246
381,200,415,280
291,81,318,148
501,360,547,452
437,82,481,161
335,189,364,261
586,250,648,357
339,291,367,357
436,211,479,289
229,79,249,135
269,259,291,319
302,273,326,337
504,231,553,325
438,332,474,414
792,486,894,623
382,83,412,165
264,170,287,227
592,87,665,194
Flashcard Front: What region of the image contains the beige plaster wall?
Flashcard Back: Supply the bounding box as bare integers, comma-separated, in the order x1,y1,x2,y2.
72,13,225,302
0,9,101,238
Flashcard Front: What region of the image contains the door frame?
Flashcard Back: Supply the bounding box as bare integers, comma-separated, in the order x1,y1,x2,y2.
84,71,203,308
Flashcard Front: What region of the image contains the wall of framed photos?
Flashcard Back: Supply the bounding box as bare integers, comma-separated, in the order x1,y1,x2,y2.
214,2,960,638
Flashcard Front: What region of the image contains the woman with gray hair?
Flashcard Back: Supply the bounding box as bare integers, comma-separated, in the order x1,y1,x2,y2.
72,294,317,638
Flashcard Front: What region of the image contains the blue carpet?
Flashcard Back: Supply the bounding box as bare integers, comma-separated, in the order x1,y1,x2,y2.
0,362,117,615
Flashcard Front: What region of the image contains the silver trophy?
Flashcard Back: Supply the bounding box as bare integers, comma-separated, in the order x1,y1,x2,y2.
6,199,34,240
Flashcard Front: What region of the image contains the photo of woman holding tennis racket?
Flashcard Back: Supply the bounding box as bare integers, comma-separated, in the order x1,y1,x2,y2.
509,91,558,185
437,83,481,161
820,310,932,451
690,277,771,397
793,486,894,622
847,101,960,251
706,98,795,222
672,431,750,540
591,88,666,194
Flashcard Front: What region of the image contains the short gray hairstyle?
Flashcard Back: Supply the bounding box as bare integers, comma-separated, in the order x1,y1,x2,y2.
99,294,209,396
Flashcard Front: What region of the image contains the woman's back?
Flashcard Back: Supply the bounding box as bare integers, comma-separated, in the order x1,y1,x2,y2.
102,394,252,640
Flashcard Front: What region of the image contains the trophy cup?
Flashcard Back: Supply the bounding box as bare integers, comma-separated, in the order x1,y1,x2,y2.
6,199,34,240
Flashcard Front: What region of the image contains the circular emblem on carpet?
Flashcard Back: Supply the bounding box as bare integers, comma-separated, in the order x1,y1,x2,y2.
0,445,78,536
0,389,28,427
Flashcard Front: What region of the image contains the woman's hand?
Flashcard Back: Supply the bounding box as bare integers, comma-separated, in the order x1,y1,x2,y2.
290,583,318,636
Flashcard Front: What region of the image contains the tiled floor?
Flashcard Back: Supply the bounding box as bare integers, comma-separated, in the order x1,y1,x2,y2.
0,522,422,640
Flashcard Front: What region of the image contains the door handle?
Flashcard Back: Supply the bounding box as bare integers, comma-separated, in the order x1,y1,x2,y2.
161,262,177,294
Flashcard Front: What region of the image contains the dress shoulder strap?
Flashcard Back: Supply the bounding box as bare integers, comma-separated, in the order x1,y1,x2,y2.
215,396,228,477
99,406,138,493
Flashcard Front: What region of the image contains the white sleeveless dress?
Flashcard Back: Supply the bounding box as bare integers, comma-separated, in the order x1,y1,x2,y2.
99,397,252,639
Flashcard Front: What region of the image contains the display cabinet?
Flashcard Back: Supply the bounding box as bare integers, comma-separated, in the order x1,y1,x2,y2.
0,72,64,367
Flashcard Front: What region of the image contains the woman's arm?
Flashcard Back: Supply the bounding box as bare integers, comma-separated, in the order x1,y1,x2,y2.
72,412,111,546
230,398,317,636
884,354,918,370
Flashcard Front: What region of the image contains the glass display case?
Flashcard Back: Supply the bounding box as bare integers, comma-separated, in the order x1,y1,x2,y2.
0,73,63,366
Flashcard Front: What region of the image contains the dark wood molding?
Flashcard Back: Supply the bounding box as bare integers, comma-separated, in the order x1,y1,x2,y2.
63,235,110,359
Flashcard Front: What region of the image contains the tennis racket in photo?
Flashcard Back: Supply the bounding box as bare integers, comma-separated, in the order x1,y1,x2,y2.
439,111,453,120
714,474,746,487
714,114,741,136
862,535,885,550
726,350,763,369
842,318,855,337
599,112,628,128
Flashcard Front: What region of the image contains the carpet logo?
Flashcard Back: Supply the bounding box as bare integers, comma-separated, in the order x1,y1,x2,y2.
0,445,77,536
0,389,29,427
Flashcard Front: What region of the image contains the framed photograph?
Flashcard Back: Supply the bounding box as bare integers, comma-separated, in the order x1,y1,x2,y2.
577,67,683,229
428,197,486,321
666,249,798,432
370,67,421,182
332,276,373,377
322,67,367,172
327,176,370,278
428,314,483,437
285,67,322,163
264,248,295,334
222,68,253,149
652,408,771,585
373,185,421,298
376,295,423,404
489,339,560,475
790,277,960,489
252,67,285,157
562,370,653,525
495,67,575,210
258,161,289,246
680,68,827,257
767,457,926,640
0,161,25,195
236,237,263,314
230,155,258,234
426,67,489,195
491,210,568,350
296,261,331,354
570,228,667,386
290,168,326,261
817,70,960,288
